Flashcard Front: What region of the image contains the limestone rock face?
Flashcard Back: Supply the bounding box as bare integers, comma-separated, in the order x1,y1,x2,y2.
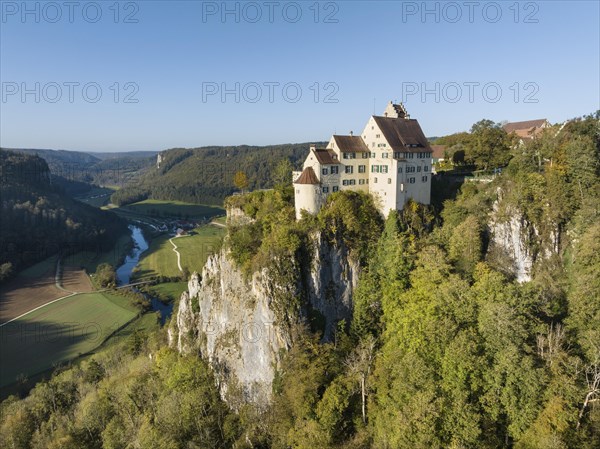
488,193,559,283
305,232,360,340
169,252,289,407
169,231,360,406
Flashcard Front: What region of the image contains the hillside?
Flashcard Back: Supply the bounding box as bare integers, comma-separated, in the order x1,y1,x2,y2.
0,113,597,448
0,150,128,282
3,148,156,189
111,142,325,206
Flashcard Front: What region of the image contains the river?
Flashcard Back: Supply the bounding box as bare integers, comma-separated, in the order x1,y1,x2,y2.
116,225,174,325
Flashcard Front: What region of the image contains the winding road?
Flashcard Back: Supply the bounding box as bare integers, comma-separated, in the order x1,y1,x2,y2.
169,236,188,272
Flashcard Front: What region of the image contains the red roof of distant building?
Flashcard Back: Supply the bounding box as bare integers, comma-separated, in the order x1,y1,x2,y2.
430,145,446,159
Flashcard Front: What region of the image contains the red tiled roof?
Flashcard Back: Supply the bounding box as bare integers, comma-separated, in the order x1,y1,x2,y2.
372,116,432,153
333,135,369,153
294,166,319,185
313,148,340,165
431,145,446,159
503,119,548,133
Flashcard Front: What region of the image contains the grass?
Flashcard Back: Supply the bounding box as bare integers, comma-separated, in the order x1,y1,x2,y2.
133,234,179,279
134,225,225,279
64,232,132,273
19,255,58,278
145,281,188,302
0,291,139,388
75,186,117,208
120,199,224,220
212,215,227,225
176,226,224,272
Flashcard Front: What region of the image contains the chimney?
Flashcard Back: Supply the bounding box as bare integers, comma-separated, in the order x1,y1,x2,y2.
349,131,353,136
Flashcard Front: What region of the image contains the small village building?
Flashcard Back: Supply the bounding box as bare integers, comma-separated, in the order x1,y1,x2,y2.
503,119,550,143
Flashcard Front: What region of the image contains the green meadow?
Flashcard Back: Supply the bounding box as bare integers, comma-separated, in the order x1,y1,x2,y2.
133,225,225,279
0,292,139,388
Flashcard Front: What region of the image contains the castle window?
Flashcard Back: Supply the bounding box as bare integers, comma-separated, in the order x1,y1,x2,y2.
322,186,329,193
322,168,328,175
388,178,392,184
331,166,339,174
333,186,339,192
382,165,388,174
376,134,381,138
382,153,388,158
422,176,428,182
374,177,378,183
424,166,429,172
345,166,353,174
370,152,375,158
359,179,365,185
398,166,403,173
358,165,366,173
409,177,416,184
417,166,421,172
362,152,369,159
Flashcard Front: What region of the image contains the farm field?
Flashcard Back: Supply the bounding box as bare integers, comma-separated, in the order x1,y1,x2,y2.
117,199,224,220
134,225,225,279
74,186,117,208
175,226,224,272
61,267,94,293
133,234,178,279
0,257,63,324
63,232,132,274
0,292,139,388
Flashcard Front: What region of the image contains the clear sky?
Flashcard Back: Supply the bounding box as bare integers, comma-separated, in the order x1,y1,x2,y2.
1,0,598,152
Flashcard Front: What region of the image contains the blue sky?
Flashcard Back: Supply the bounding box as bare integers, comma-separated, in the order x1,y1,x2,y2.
1,0,598,152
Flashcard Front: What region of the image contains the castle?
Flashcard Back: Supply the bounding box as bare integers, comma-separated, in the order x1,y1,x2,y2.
293,102,432,218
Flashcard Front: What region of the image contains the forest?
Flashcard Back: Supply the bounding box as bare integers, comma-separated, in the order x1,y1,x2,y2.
0,113,598,448
0,150,128,283
110,143,323,206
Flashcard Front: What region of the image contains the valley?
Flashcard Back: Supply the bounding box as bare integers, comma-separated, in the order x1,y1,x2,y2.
1,112,598,447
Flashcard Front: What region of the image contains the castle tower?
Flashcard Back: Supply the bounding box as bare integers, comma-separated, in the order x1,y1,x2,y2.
293,166,321,219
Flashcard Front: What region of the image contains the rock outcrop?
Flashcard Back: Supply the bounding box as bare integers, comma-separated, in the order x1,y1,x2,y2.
488,192,559,283
168,229,360,406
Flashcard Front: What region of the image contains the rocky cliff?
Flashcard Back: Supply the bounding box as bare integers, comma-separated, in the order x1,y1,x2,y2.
488,190,559,283
168,227,359,406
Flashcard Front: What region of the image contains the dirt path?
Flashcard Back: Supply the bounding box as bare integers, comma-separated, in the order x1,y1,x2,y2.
169,236,186,272
0,258,94,325
210,221,226,228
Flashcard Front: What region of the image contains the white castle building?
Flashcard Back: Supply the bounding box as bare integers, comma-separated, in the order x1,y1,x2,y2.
293,102,432,219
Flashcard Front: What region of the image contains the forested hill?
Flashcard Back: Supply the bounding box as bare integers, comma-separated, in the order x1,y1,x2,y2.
0,150,127,283
4,148,156,190
111,142,325,206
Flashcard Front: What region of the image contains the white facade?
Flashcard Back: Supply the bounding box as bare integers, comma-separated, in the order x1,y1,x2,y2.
294,102,432,219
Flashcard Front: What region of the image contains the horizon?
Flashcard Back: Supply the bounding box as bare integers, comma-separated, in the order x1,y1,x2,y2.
1,1,599,152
